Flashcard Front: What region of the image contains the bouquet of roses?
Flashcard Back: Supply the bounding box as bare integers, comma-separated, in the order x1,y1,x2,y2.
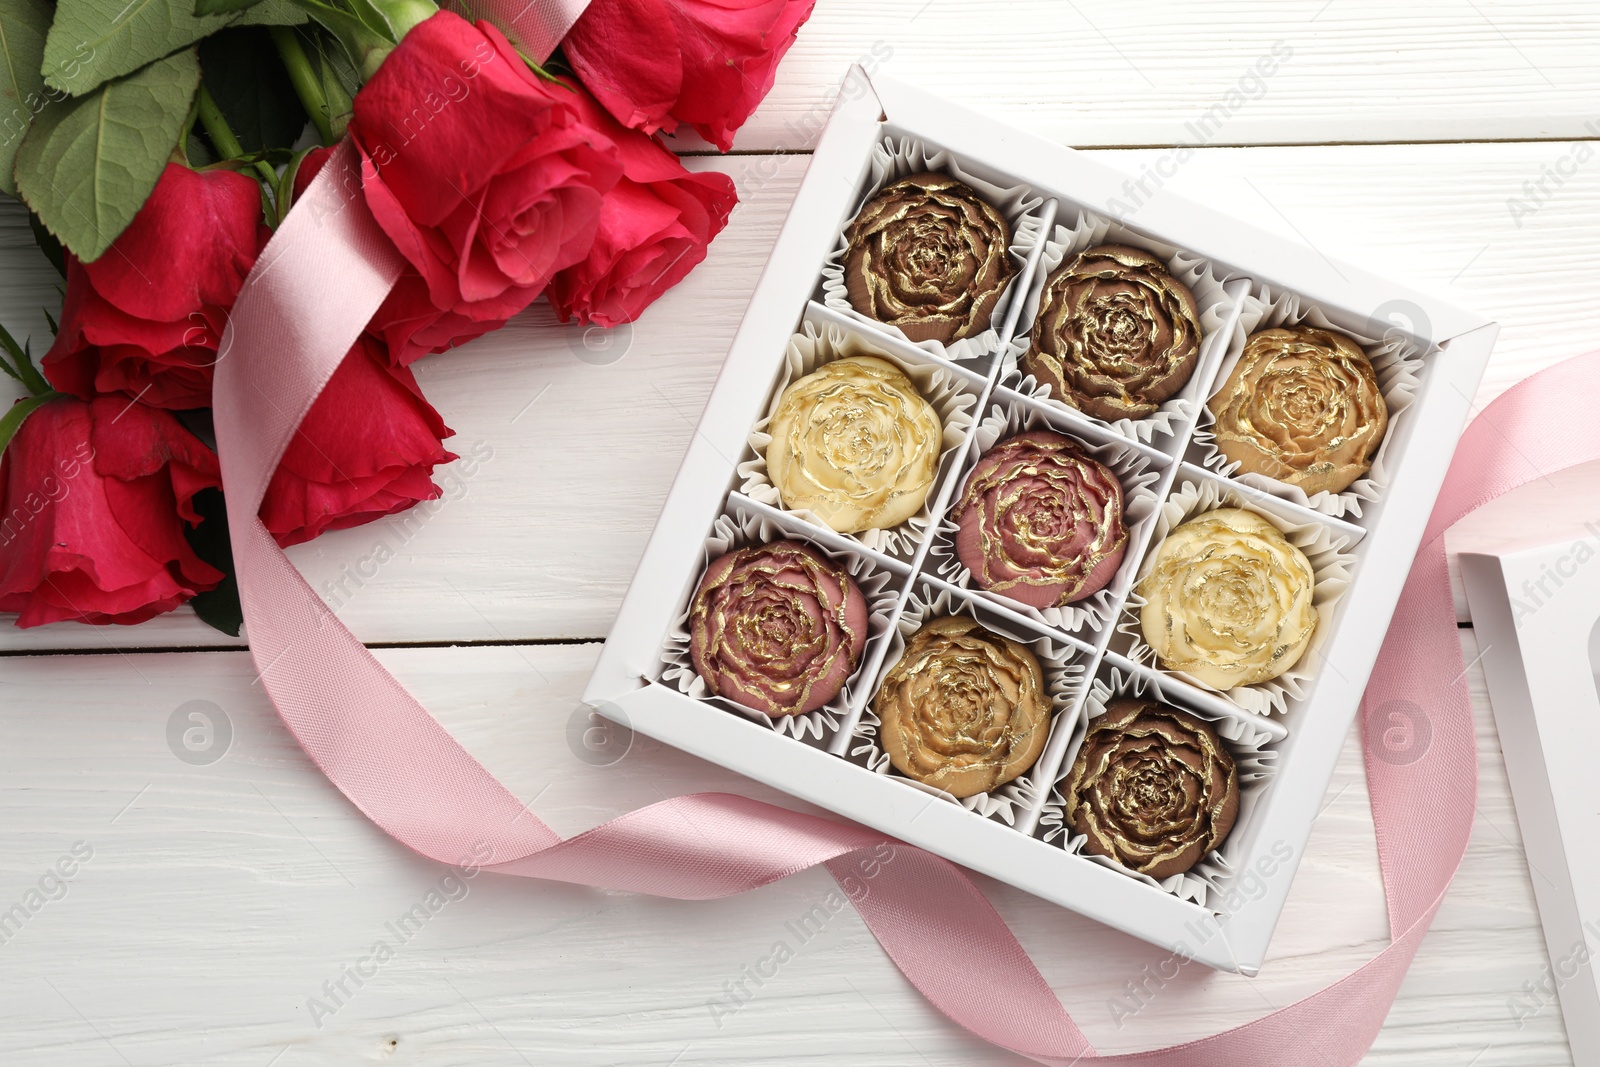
0,0,813,631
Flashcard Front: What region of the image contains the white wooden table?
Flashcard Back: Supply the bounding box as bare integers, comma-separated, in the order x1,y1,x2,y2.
3,2,1598,1062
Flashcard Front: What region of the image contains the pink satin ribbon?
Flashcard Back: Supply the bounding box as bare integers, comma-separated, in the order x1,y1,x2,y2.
214,140,1600,1064
451,0,591,60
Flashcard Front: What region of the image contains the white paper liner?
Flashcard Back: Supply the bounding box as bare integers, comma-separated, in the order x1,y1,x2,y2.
999,208,1240,445
1117,476,1357,717
659,507,901,744
818,134,1047,365
738,318,979,558
926,398,1163,636
1188,285,1430,520
1037,664,1278,906
847,582,1089,826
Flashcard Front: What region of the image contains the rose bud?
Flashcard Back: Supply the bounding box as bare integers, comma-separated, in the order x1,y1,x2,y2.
349,12,622,330
766,355,943,534
1209,326,1388,497
1063,698,1239,880
843,173,1015,347
546,85,737,328
0,396,223,627
258,335,456,547
563,0,815,152
875,615,1050,798
953,431,1128,609
1022,244,1202,422
689,539,868,716
1138,507,1317,690
41,163,268,409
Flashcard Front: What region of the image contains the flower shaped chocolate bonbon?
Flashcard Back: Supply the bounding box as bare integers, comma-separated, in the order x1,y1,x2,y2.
766,354,944,534
1021,244,1202,421
689,540,868,716
1137,507,1317,690
843,173,1016,346
875,615,1049,798
1208,325,1389,497
952,431,1128,609
1063,698,1239,879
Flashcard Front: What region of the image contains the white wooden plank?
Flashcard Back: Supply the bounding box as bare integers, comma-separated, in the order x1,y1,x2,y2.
3,141,1596,650
712,0,1600,151
0,635,1568,1064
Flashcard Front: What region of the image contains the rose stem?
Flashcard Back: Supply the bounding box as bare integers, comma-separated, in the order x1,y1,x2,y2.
195,86,280,191
270,27,339,147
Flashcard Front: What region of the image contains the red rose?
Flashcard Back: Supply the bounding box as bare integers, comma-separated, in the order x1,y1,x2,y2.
348,11,622,330
547,86,736,326
563,0,815,152
367,272,499,366
0,396,223,627
289,144,337,203
294,146,493,366
41,163,267,409
259,335,457,547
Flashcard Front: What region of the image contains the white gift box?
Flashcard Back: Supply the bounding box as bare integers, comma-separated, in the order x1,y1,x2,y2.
584,67,1498,973
1461,526,1600,1063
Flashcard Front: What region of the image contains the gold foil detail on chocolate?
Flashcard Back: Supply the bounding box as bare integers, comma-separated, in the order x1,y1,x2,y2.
1063,698,1239,879
1137,507,1316,690
952,432,1128,607
1021,244,1202,421
1208,325,1388,497
766,354,943,534
875,615,1049,798
844,173,1016,346
689,541,864,716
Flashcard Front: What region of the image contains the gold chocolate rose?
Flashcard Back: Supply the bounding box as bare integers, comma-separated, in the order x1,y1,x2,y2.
1209,325,1388,496
1021,244,1202,422
1138,507,1316,690
767,355,943,534
1063,698,1239,879
875,615,1050,798
844,173,1016,346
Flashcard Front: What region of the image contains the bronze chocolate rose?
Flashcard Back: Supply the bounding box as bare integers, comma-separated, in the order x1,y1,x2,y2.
1021,244,1202,421
844,173,1016,346
1063,698,1238,879
1209,326,1388,496
953,431,1128,609
690,540,868,716
875,615,1049,798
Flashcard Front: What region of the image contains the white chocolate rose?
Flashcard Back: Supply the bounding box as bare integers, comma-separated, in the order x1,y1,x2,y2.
767,355,943,534
1138,507,1316,690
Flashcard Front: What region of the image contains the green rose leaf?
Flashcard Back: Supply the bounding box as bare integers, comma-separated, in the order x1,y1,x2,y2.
15,49,202,262
42,0,306,97
194,0,265,14
0,0,55,195
234,0,309,28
